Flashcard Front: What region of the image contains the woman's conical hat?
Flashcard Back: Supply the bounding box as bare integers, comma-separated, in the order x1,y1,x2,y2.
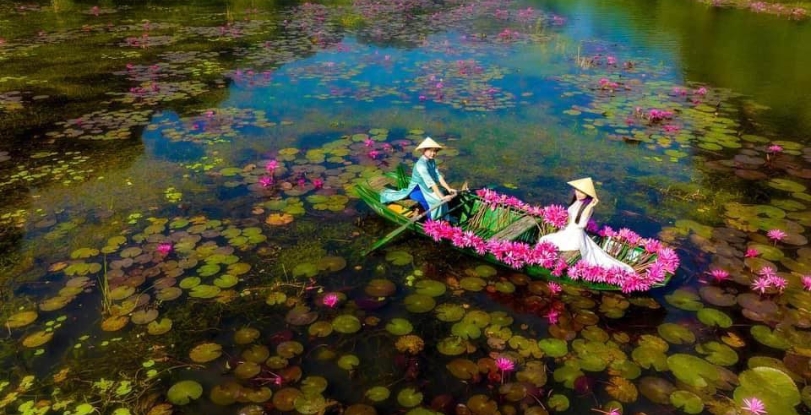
567,177,597,198
415,137,444,151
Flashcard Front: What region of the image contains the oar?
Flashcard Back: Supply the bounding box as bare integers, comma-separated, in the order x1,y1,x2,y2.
364,188,467,256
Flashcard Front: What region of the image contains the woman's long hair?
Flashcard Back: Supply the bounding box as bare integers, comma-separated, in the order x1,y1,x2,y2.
569,194,593,224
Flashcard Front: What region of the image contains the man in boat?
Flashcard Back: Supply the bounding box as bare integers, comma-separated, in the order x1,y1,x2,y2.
380,137,457,221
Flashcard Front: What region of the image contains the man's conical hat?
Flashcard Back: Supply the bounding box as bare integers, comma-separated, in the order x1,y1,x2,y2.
567,177,597,198
415,137,444,151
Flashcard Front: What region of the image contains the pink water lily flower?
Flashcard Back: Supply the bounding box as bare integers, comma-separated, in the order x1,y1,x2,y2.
745,248,760,258
709,269,729,282
156,243,172,255
741,397,767,415
322,293,340,308
767,229,786,243
767,144,783,153
494,357,514,372
802,276,811,291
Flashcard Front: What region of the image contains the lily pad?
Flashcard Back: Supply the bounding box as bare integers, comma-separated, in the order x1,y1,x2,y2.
697,308,733,328
22,330,53,348
414,280,446,297
664,289,704,311
397,387,423,408
365,279,396,297
5,311,38,329
385,250,412,266
147,318,173,335
435,303,465,322
658,323,695,345
695,341,739,366
365,386,391,402
385,318,413,335
189,342,222,363
529,329,567,354
188,284,221,298
670,390,703,414
337,354,360,370
750,325,791,350
332,315,362,334
167,380,203,405
404,294,436,313
292,263,318,278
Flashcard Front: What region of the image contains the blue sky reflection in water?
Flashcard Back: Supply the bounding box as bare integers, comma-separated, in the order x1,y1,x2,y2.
1,0,811,414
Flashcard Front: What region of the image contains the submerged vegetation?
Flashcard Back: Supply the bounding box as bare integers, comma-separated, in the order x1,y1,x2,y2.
1,0,811,414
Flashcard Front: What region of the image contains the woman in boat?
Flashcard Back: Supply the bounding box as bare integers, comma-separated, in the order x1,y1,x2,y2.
380,137,457,220
539,178,634,273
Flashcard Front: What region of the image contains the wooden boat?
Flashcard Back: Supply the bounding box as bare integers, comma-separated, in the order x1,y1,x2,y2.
354,168,678,292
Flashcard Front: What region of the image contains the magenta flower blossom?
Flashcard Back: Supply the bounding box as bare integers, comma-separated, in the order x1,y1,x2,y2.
156,243,172,255
364,138,374,147
709,269,729,282
758,266,777,279
265,159,279,173
547,282,562,295
322,293,340,308
767,229,786,243
802,276,811,291
259,176,273,188
546,309,560,324
767,144,783,153
312,178,323,189
745,248,760,258
741,397,767,415
368,150,380,159
494,357,514,372
751,277,771,295
767,275,787,293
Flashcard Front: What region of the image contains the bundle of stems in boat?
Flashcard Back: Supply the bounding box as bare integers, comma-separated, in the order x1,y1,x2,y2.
467,202,526,234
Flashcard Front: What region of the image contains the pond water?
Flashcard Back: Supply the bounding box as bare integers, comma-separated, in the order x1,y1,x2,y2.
1,0,810,414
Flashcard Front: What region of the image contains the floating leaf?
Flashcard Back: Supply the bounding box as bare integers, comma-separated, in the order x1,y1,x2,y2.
459,277,486,291
332,315,362,334
657,323,695,345
294,392,326,414
337,354,360,370
695,342,738,366
538,338,569,358
670,390,703,414
5,311,38,329
365,386,390,402
734,366,801,415
385,318,413,335
415,280,446,297
664,289,703,311
235,328,261,345
750,325,790,350
365,279,396,297
167,380,203,405
404,294,436,313
397,387,423,408
189,342,222,363
606,376,638,403
101,315,129,332
292,263,318,278
547,394,570,411
446,359,479,380
188,284,221,298
147,318,172,335
22,330,53,348
697,308,733,328
437,336,468,356
385,250,412,266
435,304,465,322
